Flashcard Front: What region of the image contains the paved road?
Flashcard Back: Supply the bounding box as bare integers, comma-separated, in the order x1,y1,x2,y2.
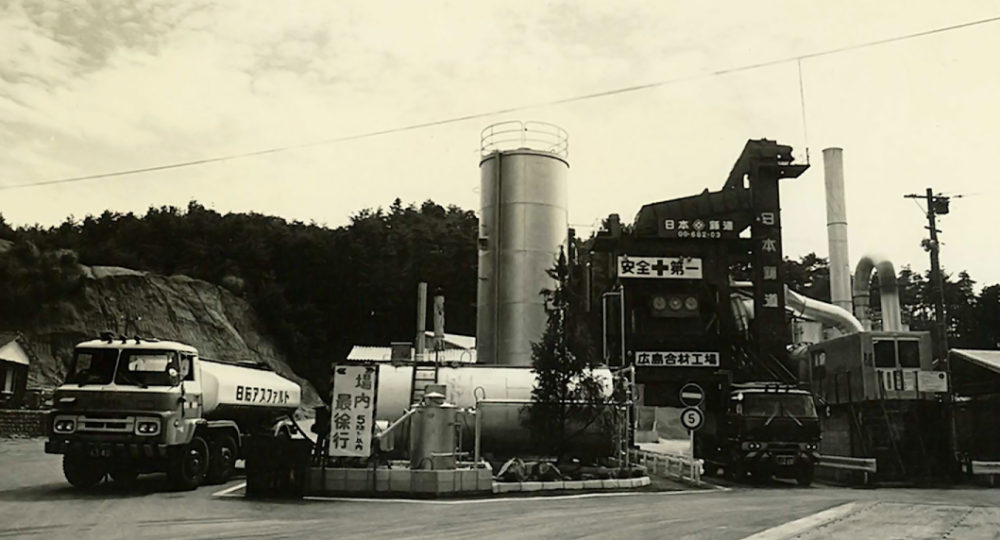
2,438,998,539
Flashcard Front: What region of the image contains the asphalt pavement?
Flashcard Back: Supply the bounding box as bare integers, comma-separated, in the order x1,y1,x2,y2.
2,438,999,540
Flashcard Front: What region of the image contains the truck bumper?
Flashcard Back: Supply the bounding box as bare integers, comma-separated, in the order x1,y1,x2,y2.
46,439,169,459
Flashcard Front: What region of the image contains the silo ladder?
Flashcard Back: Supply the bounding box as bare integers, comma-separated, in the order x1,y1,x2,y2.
410,362,439,406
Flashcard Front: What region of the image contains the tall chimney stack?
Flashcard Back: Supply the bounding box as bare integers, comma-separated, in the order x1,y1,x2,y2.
823,148,852,314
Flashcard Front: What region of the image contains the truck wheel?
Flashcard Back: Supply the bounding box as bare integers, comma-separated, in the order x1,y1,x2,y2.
207,435,238,484
796,465,814,487
63,454,106,488
168,436,209,491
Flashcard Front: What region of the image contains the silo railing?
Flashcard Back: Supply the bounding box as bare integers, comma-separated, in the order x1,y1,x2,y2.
480,121,568,159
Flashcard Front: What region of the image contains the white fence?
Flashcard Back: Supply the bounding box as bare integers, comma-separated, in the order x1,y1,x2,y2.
629,448,702,486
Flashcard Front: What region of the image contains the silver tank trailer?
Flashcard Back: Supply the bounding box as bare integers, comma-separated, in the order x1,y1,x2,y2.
477,121,569,366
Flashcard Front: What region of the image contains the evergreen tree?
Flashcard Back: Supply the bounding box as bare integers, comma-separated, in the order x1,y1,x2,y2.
525,248,607,461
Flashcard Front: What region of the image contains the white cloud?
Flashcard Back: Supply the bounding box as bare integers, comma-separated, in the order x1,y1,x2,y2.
0,0,998,286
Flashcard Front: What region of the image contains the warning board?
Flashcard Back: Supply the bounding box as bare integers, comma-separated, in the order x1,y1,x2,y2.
330,364,379,457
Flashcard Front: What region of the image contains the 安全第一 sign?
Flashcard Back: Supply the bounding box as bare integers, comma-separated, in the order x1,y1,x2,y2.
617,256,702,279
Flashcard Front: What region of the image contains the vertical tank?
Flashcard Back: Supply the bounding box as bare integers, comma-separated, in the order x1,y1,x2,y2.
477,121,569,366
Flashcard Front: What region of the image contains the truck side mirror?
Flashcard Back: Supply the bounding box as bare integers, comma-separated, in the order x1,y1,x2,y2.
168,367,180,386
824,405,831,418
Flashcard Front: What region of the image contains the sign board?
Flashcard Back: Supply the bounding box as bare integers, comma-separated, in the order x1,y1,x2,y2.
617,255,703,280
917,371,949,393
679,383,705,407
680,407,704,431
877,368,918,392
330,364,379,457
636,351,720,368
660,218,738,240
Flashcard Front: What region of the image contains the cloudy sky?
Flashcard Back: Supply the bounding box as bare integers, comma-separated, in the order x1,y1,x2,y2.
1,1,998,288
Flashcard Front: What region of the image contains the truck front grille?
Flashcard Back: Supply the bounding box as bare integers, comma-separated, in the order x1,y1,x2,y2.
78,415,134,434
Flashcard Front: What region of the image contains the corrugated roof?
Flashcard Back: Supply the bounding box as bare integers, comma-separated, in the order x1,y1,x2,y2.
422,332,475,350
951,349,1000,374
0,333,19,348
347,346,477,363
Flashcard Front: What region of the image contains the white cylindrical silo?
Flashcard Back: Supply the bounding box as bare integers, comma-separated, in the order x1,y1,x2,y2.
823,147,852,314
477,121,569,366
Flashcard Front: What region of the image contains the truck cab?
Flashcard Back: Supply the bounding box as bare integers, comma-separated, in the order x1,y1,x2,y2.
697,383,821,485
46,334,299,490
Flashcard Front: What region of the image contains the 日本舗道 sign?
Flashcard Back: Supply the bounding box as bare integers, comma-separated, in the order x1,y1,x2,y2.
659,218,738,240
330,364,378,457
617,255,703,279
635,351,720,368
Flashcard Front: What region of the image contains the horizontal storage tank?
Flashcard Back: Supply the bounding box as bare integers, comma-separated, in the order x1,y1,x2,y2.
375,364,613,462
200,360,301,419
477,121,570,366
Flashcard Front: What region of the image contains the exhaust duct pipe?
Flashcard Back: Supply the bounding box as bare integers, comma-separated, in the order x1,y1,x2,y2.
785,286,864,335
853,255,903,331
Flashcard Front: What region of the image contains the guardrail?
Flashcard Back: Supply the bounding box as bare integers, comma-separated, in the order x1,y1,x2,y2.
817,454,876,485
970,461,1000,476
629,448,702,486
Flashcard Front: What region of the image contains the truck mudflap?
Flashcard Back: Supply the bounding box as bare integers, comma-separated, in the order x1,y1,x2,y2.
46,439,169,459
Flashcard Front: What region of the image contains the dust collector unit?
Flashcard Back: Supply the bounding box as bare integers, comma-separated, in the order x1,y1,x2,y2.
476,121,569,366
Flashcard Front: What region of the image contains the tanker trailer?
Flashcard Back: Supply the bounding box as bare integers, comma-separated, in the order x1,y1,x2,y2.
46,334,301,490
373,364,615,462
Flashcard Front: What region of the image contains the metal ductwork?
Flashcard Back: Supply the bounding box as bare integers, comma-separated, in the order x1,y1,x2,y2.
823,148,852,313
785,286,864,335
853,255,903,331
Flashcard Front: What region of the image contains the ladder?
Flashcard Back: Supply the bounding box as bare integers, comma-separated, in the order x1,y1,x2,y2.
409,361,439,406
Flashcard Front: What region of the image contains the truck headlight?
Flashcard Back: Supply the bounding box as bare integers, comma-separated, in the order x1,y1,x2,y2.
135,418,161,436
53,416,76,434
743,441,763,451
803,443,818,451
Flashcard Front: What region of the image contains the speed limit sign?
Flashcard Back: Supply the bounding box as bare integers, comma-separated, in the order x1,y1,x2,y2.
680,406,704,431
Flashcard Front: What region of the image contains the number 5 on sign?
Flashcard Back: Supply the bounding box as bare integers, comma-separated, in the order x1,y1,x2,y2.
680,406,704,431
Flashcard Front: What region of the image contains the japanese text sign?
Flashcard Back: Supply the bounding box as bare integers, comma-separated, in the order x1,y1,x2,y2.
330,364,378,457
635,351,720,368
617,255,703,280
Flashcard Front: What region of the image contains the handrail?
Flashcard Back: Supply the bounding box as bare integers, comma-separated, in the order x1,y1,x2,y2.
480,120,568,158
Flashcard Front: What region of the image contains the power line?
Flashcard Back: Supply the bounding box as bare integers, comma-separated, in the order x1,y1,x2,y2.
5,13,1000,192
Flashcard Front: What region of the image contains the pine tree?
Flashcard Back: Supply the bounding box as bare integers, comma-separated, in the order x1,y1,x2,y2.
525,248,607,461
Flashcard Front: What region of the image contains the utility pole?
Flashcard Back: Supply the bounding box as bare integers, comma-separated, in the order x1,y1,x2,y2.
904,188,950,366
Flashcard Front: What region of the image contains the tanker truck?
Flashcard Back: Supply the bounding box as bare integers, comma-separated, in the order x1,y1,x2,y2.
45,334,301,490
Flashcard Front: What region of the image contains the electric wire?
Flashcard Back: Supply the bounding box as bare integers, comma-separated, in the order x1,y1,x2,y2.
5,13,1000,192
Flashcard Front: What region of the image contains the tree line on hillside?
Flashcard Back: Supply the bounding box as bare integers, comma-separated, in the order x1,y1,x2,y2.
0,203,995,396
0,200,478,395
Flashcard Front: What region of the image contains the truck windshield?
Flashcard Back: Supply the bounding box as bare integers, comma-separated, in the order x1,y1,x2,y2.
67,348,120,385
741,394,817,418
115,349,178,387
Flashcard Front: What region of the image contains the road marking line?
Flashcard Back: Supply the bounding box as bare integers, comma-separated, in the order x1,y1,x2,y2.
212,482,728,504
301,489,725,505
212,482,248,497
741,502,858,540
